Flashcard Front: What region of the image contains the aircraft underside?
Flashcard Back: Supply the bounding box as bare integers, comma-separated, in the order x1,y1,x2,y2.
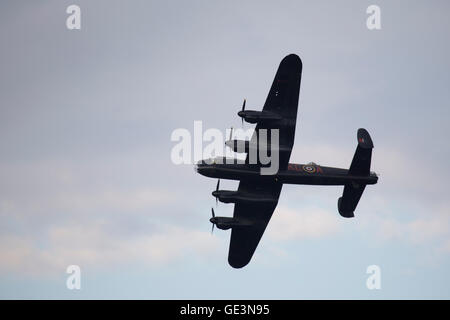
196,54,378,268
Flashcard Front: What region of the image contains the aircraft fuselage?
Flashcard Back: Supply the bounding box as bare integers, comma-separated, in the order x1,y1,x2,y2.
196,161,378,186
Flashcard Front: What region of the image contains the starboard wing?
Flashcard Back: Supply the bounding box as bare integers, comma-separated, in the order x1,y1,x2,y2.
228,180,282,268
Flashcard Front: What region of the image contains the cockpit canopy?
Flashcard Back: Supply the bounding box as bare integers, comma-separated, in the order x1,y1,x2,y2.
197,157,245,165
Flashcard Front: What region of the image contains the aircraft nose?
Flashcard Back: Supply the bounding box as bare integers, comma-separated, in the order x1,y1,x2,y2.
194,160,203,173
195,160,217,178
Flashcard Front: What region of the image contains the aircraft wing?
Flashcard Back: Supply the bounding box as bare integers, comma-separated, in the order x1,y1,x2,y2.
227,55,301,268
249,54,302,170
228,180,283,268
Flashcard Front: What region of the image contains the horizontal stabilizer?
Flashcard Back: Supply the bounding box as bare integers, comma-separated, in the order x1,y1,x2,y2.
338,128,374,218
348,128,373,176
338,183,366,218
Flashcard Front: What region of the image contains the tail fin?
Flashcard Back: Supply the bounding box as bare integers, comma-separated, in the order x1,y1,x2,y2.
338,128,374,218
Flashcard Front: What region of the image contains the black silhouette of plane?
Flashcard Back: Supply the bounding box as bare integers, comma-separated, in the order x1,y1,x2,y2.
196,54,378,268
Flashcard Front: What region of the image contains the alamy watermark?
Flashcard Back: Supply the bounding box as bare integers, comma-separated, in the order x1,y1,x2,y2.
366,265,381,290
366,5,381,30
170,121,280,175
66,265,81,290
66,5,81,30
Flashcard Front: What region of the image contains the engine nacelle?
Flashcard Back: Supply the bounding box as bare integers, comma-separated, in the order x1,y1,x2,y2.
210,216,239,230
237,110,282,124
212,190,278,205
224,139,292,156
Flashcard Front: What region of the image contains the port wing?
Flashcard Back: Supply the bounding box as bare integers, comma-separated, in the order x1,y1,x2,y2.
248,54,302,170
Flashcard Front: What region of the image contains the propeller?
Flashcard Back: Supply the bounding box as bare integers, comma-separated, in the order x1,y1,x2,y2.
215,179,220,206
229,126,233,141
210,207,216,234
241,99,246,126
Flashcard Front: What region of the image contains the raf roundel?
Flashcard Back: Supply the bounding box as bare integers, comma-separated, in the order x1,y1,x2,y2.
302,165,316,173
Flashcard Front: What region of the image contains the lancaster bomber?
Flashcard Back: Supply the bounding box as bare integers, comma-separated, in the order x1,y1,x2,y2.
196,54,378,268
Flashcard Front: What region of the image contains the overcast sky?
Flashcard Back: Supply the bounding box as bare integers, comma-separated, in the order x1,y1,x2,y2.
1,0,450,299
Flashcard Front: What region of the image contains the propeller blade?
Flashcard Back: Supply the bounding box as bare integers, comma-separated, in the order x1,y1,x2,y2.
229,127,233,141
210,207,215,234
215,179,220,206
241,99,246,127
